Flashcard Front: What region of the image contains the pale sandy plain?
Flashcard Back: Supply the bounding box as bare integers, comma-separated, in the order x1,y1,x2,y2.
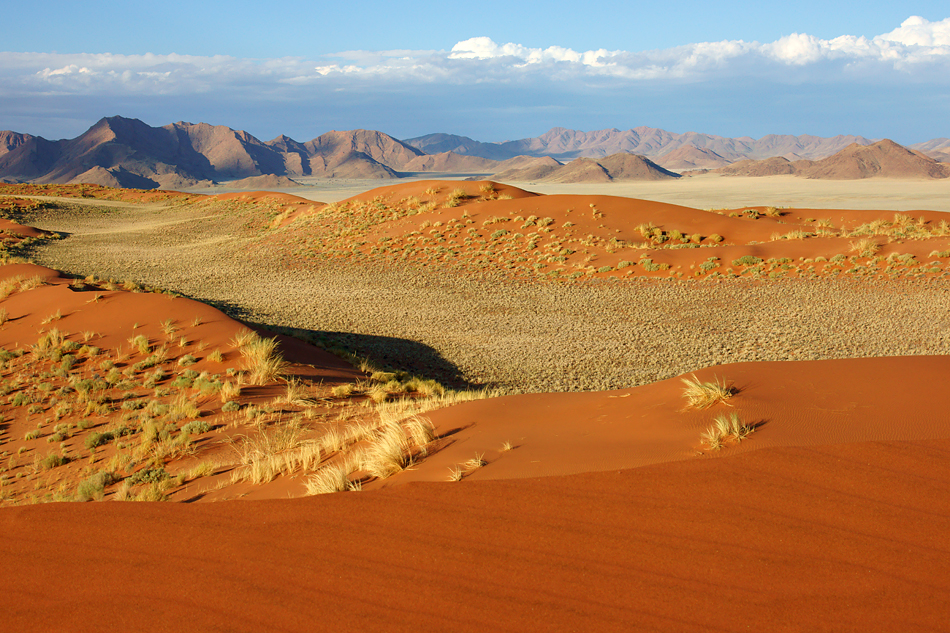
195,172,950,211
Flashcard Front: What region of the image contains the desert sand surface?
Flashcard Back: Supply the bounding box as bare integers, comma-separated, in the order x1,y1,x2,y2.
2,181,950,630
4,437,950,631
189,172,950,212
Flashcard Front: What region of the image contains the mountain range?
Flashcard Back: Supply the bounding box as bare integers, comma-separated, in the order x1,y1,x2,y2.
0,116,947,188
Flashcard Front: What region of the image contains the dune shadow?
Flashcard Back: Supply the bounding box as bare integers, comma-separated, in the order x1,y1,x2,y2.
198,298,478,389
438,424,473,439
286,328,477,389
181,491,209,503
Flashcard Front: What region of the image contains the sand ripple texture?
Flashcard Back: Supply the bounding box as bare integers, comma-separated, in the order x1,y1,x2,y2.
24,202,950,393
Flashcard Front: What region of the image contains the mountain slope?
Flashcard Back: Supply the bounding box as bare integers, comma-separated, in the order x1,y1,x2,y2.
493,152,679,183
304,129,424,170
715,139,950,179
402,151,499,172
0,118,415,187
410,126,879,162
800,139,950,179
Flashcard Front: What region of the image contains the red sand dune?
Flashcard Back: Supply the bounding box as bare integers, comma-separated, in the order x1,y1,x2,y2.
342,179,539,204
3,436,949,631
322,182,950,281
383,356,950,485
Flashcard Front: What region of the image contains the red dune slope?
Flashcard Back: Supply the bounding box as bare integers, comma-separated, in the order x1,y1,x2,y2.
2,436,949,632
386,355,950,484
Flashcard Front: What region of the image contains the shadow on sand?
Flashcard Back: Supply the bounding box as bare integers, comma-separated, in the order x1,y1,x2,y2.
201,297,477,389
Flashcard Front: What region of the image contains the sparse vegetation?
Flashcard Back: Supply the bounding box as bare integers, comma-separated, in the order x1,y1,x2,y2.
701,412,755,450
681,375,734,409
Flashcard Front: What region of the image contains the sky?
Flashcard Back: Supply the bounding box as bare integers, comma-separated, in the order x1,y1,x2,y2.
2,1,949,144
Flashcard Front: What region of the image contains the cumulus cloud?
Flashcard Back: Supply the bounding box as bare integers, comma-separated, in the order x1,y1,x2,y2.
0,27,939,105
878,15,950,47
1,15,947,99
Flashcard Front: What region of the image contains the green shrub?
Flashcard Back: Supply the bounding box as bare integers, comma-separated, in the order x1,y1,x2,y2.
127,467,169,486
732,255,763,267
181,420,211,436
10,392,32,407
40,452,68,470
222,401,240,413
76,471,118,501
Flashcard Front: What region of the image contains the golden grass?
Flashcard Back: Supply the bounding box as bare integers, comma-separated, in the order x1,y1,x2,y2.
403,416,435,456
234,330,288,385
374,387,508,428
464,453,486,470
681,374,734,409
304,453,363,494
361,421,411,479
227,418,327,484
447,465,464,481
701,412,755,450
277,378,316,406
849,237,881,257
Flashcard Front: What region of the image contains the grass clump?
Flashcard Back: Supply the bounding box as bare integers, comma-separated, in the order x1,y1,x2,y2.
305,455,363,495
75,471,118,501
732,255,763,267
681,374,734,409
233,330,288,385
362,422,412,479
701,413,755,450
849,237,881,257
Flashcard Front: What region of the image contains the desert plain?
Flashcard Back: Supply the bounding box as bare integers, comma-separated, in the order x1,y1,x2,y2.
1,172,950,631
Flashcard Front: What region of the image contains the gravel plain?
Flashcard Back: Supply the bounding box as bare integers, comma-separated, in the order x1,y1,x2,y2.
21,198,950,393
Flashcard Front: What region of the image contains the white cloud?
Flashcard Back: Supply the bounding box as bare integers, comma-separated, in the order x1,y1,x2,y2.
878,15,950,47
1,16,948,99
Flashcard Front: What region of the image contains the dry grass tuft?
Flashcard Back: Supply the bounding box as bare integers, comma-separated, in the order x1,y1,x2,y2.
701,412,755,450
304,453,363,495
447,465,464,481
361,422,412,479
228,418,323,484
403,416,436,456
235,331,288,385
849,237,881,258
464,452,486,470
681,375,734,409
278,378,316,406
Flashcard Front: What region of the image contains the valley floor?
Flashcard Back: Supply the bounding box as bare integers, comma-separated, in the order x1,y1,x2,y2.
19,195,950,393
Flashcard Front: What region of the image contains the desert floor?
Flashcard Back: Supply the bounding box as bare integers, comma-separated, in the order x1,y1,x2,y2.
194,172,950,211
19,182,950,393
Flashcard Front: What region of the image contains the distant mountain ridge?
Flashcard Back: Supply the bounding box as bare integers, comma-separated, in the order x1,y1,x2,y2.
404,127,895,162
491,153,679,183
0,117,948,189
0,116,422,188
715,139,950,180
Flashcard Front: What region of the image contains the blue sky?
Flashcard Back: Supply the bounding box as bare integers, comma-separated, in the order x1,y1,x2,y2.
2,1,949,144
